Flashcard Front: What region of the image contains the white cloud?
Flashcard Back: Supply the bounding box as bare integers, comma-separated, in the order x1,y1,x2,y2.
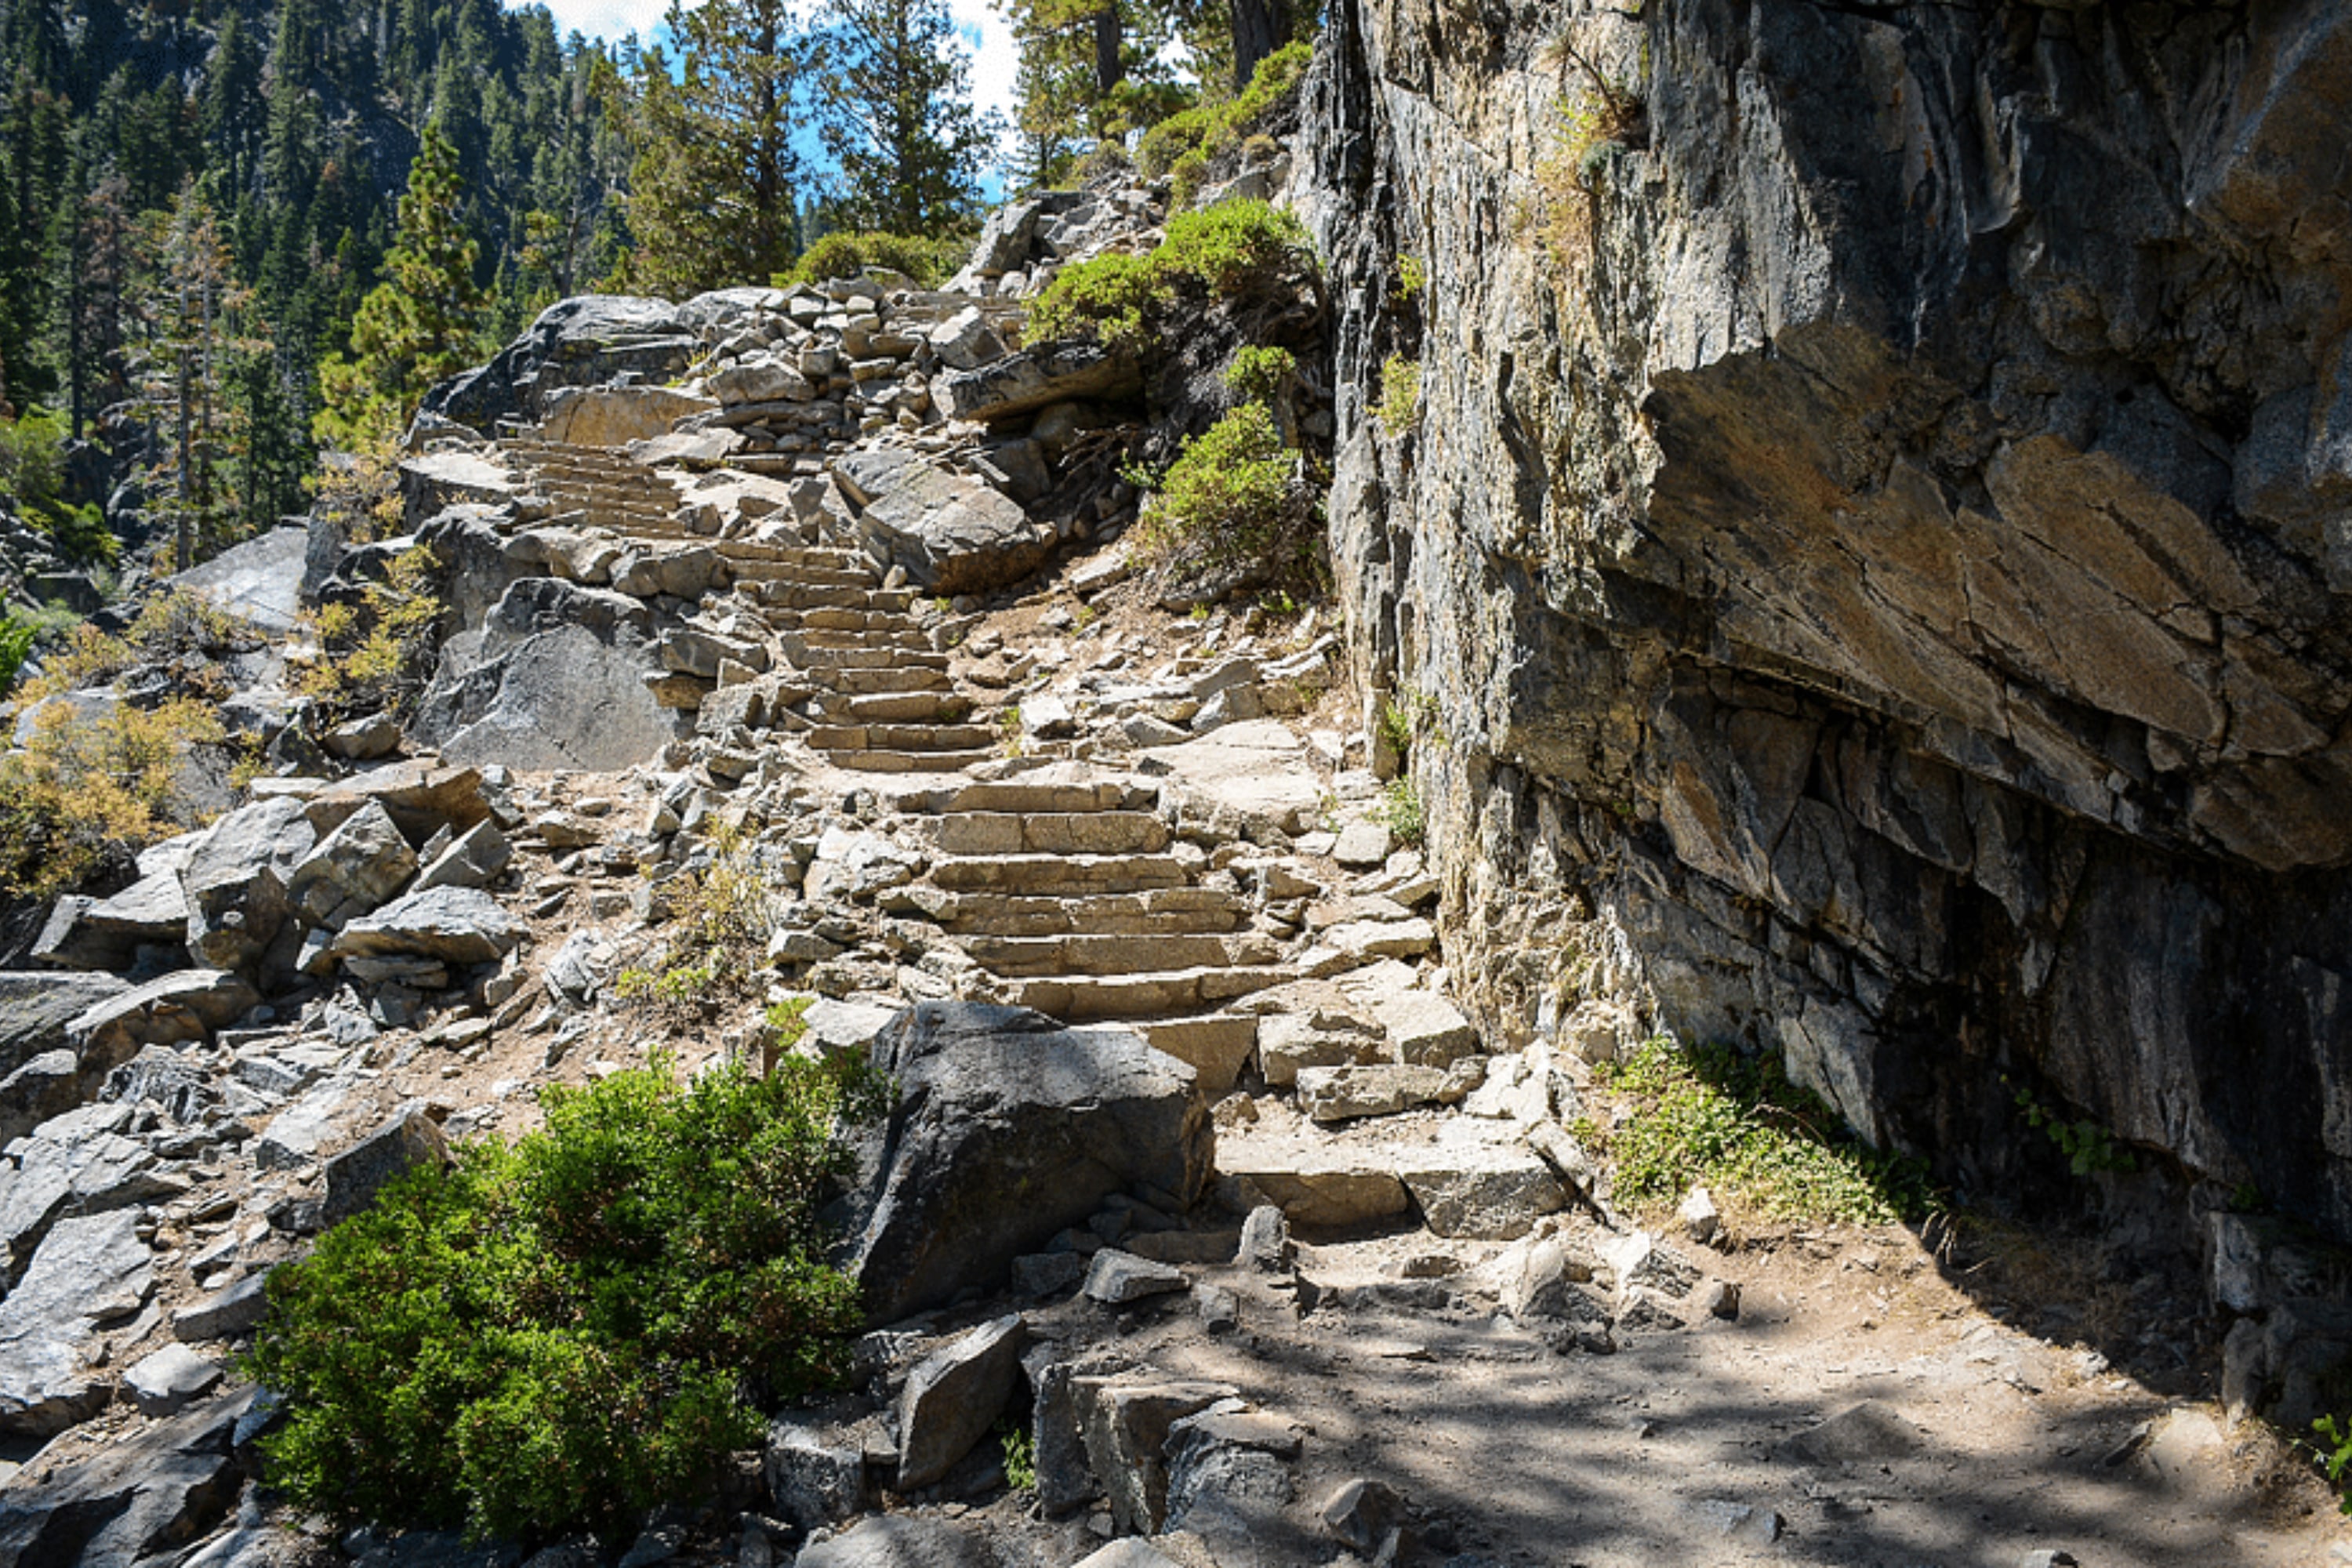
521,0,674,46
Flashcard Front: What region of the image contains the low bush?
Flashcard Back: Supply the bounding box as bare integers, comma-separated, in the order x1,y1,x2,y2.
1129,401,1302,575
1224,344,1297,405
1025,198,1314,350
1583,1037,1936,1229
779,230,968,290
0,695,227,897
247,1050,891,1541
1374,354,1421,436
0,406,114,564
618,821,779,1018
297,543,446,720
1137,40,1315,187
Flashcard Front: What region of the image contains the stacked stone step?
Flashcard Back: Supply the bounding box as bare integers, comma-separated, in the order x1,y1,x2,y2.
912,776,1281,1083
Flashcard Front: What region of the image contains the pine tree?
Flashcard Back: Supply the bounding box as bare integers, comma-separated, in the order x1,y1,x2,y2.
624,0,814,296
1002,0,1189,173
815,0,992,236
314,125,488,449
136,182,264,569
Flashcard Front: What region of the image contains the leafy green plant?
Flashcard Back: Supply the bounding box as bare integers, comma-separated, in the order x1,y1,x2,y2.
298,544,447,721
1000,1420,1036,1493
1591,1038,1936,1228
1380,777,1425,848
2313,1415,2352,1514
622,821,777,1016
2007,1078,2139,1176
1135,40,1314,202
1224,344,1297,405
247,1053,891,1541
1377,697,1415,764
1129,402,1301,575
1374,354,1421,436
0,614,37,696
1394,253,1426,304
1025,199,1314,350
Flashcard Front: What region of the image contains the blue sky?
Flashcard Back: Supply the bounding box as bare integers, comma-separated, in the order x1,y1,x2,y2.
518,0,1023,188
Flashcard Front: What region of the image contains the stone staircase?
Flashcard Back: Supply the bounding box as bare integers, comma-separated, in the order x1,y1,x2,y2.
500,433,1294,1054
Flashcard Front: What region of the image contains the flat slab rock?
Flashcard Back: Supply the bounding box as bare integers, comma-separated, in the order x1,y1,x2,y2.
833,447,1049,595
1220,1118,1565,1238
331,886,524,966
1139,720,1324,837
0,1209,157,1435
793,1516,995,1567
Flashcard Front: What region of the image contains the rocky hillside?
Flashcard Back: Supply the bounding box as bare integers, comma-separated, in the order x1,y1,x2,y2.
1299,0,2352,1271
8,8,2352,1567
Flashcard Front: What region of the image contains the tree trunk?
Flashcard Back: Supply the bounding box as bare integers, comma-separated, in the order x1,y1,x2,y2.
1091,7,1123,98
1231,0,1287,89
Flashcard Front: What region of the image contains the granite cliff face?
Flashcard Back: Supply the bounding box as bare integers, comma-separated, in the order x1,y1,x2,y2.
1298,0,2352,1245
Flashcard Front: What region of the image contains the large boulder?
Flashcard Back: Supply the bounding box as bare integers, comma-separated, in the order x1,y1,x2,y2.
396,449,522,523
0,972,130,1083
170,526,307,633
64,969,260,1068
32,869,191,972
832,448,1052,594
412,579,678,773
420,295,697,435
538,384,716,447
832,1003,1211,1325
933,342,1141,424
331,887,524,967
178,797,318,977
287,799,419,931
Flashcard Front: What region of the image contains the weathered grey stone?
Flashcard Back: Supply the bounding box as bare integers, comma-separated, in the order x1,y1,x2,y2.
302,760,489,843
322,1106,450,1228
125,1342,225,1417
764,1416,866,1530
332,887,524,966
539,383,716,445
323,713,404,761
895,1313,1025,1490
65,969,260,1066
934,341,1140,424
1071,1375,1236,1535
1393,1136,1565,1239
179,797,318,975
289,799,419,930
1295,1062,1460,1122
413,819,514,893
710,354,815,406
174,1270,273,1343
32,872,190,971
0,972,130,1083
172,524,308,631
415,593,677,775
929,307,1006,372
791,1518,994,1568
833,448,1049,594
833,1003,1211,1324
423,295,696,434
1082,1249,1189,1305
1301,0,2352,1260
0,1388,255,1565
0,1210,156,1434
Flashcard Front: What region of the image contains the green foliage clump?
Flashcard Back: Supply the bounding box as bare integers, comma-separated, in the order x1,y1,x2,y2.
1588,1038,1936,1229
0,615,35,696
620,822,779,1017
1130,401,1299,573
2313,1415,2352,1515
1394,253,1427,304
1380,777,1425,848
314,129,490,450
0,407,111,563
2006,1078,2138,1176
247,1054,891,1541
1223,343,1297,405
1374,354,1421,436
1025,198,1313,349
297,544,447,721
1000,1420,1037,1493
1136,40,1314,191
780,230,969,290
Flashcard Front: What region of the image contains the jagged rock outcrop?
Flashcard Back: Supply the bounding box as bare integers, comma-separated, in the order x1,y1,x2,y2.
1299,0,2352,1252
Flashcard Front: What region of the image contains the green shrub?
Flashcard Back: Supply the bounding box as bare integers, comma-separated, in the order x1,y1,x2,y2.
1025,251,1161,348
1224,344,1297,404
1131,401,1298,573
1380,777,1425,848
779,230,967,289
1137,40,1316,190
1585,1037,1935,1229
0,614,35,696
0,406,114,564
1375,354,1421,436
247,1053,890,1541
1026,199,1314,350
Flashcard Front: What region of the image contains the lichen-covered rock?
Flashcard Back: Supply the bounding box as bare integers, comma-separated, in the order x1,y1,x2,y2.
1301,0,2352,1253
